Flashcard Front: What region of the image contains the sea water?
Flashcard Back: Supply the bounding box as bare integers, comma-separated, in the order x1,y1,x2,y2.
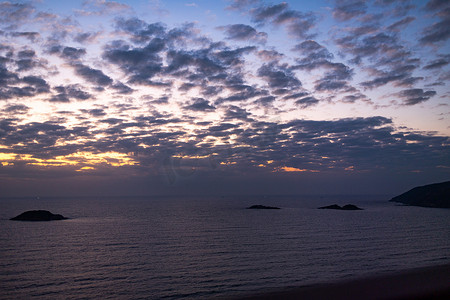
0,195,449,299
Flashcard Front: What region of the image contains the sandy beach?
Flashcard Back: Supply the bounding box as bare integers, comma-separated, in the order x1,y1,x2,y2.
237,264,450,300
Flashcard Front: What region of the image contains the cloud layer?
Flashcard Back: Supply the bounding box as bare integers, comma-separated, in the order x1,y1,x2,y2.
0,0,448,196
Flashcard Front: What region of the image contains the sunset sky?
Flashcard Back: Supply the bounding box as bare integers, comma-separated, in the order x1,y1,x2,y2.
0,0,449,197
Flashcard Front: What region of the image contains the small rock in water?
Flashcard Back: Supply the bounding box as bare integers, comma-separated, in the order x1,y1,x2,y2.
10,210,68,221
318,204,363,210
247,205,280,209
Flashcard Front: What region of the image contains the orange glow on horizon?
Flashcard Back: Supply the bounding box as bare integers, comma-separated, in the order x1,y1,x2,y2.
0,151,137,168
280,166,308,172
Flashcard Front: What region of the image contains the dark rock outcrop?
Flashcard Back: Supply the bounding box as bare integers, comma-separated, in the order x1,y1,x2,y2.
247,205,280,209
390,181,450,208
318,204,363,210
10,210,68,221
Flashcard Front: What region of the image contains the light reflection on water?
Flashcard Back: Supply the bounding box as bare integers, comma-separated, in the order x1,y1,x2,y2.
0,195,449,299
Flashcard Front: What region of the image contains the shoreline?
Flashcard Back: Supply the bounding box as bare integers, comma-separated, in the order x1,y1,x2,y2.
236,263,450,300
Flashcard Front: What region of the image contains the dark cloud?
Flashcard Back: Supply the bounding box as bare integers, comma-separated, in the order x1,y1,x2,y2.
220,24,267,44
341,93,367,103
251,3,288,23
17,49,35,58
22,76,50,93
334,22,424,92
3,104,29,113
398,88,437,105
315,80,347,91
115,17,166,43
387,16,415,31
0,66,49,99
74,32,99,43
112,82,133,94
0,66,19,86
419,1,450,44
15,49,39,71
373,1,416,18
178,82,195,92
49,84,91,102
184,98,215,112
333,0,367,21
15,58,35,71
10,31,40,42
419,16,450,44
283,92,309,100
80,108,106,117
215,85,266,104
250,2,316,39
293,40,333,62
46,45,87,60
295,96,319,108
226,0,259,11
103,36,165,85
62,47,86,60
257,49,284,62
254,95,276,106
152,95,169,104
425,0,450,11
224,105,253,121
257,63,301,89
0,2,35,30
76,0,130,17
423,55,450,69
72,63,113,87
361,71,411,89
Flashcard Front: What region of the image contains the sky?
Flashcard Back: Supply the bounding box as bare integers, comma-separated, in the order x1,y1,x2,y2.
0,0,449,197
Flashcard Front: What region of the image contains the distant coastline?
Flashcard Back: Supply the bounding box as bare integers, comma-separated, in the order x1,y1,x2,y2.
390,181,450,208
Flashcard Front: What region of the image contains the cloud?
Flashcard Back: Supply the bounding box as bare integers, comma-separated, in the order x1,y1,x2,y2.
3,104,29,113
223,105,253,121
184,98,215,112
226,0,260,11
257,49,284,62
80,108,106,117
333,0,367,21
419,17,450,44
9,31,40,42
293,40,333,62
220,24,267,44
250,2,316,39
0,2,35,30
22,76,50,93
76,0,131,16
425,0,450,11
72,63,113,87
295,96,319,108
49,84,91,102
73,32,101,44
111,82,133,94
315,80,347,91
397,88,437,105
360,65,422,89
257,63,301,89
115,17,166,43
386,16,415,31
423,55,450,69
62,47,86,60
0,62,50,99
103,41,164,85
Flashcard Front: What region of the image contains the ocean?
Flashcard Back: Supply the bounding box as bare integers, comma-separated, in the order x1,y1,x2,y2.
0,195,449,299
